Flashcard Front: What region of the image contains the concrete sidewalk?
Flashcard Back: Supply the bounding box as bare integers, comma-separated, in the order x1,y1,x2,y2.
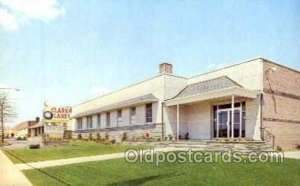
15,147,184,171
284,151,300,159
0,149,32,186
13,148,300,172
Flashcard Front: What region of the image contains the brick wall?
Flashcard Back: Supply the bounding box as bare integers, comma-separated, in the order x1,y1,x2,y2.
263,60,300,149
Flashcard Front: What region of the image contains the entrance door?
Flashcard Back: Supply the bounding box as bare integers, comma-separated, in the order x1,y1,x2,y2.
216,108,241,138
217,110,229,138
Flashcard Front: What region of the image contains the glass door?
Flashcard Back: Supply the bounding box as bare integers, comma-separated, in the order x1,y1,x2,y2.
217,110,229,138
216,108,241,138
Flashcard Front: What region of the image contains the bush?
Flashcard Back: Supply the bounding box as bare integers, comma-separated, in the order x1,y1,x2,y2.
122,132,127,141
96,133,101,141
78,134,82,140
168,134,173,141
185,132,189,140
145,133,150,140
276,146,282,151
88,133,93,140
111,139,116,144
105,132,109,140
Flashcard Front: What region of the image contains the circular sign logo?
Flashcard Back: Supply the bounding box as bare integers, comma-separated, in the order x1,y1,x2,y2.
43,111,53,119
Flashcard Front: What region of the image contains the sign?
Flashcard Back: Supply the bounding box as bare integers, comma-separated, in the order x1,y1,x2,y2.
43,106,72,123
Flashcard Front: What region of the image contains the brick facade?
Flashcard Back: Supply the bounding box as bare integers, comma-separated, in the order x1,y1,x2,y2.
263,60,300,149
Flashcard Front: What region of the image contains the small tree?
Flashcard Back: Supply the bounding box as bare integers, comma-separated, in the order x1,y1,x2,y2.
0,93,16,143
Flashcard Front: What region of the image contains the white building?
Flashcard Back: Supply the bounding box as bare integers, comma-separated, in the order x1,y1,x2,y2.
71,58,300,149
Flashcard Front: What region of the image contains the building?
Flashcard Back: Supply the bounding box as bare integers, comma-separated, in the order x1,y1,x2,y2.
71,58,300,149
12,118,39,138
13,104,72,140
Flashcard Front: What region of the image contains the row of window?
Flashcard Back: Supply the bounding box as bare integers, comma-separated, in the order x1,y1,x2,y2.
77,103,153,130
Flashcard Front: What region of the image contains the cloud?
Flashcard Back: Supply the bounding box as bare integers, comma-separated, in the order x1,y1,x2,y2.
0,0,65,31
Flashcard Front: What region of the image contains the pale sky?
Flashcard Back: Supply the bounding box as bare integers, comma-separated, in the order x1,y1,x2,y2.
0,0,299,125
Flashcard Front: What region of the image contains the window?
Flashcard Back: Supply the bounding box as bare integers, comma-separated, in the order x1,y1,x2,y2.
117,110,122,126
130,107,136,116
130,107,136,125
117,110,122,117
87,116,93,129
97,114,101,128
145,103,152,123
77,118,82,130
106,112,110,127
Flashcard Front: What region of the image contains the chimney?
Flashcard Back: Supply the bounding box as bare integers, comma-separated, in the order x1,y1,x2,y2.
35,117,40,123
159,63,173,74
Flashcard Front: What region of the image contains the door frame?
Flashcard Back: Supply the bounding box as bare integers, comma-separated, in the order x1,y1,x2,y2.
216,106,242,138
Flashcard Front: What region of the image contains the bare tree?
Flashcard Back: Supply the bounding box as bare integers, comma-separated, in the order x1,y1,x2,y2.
0,93,16,143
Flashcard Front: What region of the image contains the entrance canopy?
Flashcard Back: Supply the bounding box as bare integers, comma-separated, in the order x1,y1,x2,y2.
165,76,258,106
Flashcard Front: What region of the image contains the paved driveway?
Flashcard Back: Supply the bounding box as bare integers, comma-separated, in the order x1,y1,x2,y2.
3,139,31,150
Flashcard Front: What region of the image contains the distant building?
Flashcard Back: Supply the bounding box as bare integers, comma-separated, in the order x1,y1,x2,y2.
12,118,39,138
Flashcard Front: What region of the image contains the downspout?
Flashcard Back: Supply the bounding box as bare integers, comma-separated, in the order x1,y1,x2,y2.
260,92,263,141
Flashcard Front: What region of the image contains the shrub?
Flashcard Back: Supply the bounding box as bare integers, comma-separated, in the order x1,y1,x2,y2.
168,134,173,141
122,132,127,141
88,133,93,140
145,133,150,140
78,134,82,140
96,133,101,141
185,132,189,140
105,132,109,140
276,146,282,151
296,144,300,150
111,139,116,144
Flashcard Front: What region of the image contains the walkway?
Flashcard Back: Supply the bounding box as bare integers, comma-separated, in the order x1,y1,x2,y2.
15,147,183,171
284,151,300,159
0,149,32,186
12,148,300,172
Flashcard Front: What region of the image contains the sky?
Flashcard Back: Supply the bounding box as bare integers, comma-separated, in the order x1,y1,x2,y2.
0,0,299,125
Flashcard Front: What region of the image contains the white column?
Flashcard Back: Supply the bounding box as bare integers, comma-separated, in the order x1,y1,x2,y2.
231,95,235,138
216,106,219,138
176,104,180,140
239,103,242,138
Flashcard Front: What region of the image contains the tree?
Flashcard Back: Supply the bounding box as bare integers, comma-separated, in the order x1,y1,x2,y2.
0,93,16,143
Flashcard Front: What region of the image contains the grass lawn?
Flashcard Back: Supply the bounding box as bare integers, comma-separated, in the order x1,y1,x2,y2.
23,157,300,186
4,141,147,164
